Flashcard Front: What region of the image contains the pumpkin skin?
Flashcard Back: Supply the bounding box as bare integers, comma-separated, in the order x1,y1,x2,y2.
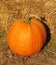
7,18,46,56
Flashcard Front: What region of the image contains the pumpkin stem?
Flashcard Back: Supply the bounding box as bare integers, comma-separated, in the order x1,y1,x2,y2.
25,17,30,23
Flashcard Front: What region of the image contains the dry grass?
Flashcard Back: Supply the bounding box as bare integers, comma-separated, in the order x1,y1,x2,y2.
0,0,56,65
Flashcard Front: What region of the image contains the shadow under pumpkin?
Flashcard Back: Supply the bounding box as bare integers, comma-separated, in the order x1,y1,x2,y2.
39,17,51,50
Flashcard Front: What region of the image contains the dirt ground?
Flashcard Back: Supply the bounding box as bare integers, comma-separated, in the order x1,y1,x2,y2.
0,0,56,65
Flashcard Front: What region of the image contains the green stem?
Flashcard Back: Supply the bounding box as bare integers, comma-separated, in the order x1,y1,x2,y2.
25,17,30,23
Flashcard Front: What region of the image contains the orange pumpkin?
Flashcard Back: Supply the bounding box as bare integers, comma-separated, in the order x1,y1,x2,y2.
7,17,46,56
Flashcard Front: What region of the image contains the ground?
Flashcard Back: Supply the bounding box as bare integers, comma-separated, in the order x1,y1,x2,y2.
0,0,56,65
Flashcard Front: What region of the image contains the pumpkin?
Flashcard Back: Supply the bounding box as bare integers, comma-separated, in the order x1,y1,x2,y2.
7,17,46,56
